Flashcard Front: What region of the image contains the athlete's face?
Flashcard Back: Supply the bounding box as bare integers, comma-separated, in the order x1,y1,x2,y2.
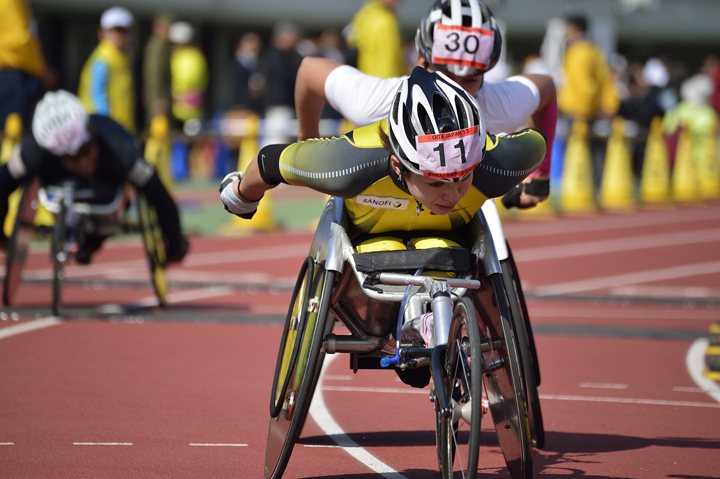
60,140,98,178
391,156,473,215
418,56,484,96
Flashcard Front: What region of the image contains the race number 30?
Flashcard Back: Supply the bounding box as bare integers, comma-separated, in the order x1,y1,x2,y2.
431,24,493,71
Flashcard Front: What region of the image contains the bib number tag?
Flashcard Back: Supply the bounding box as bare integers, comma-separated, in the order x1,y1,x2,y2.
416,126,483,179
432,24,494,71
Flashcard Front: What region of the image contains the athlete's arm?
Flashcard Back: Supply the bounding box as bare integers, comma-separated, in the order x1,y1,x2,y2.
295,57,344,141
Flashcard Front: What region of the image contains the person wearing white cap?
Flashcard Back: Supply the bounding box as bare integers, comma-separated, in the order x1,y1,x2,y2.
167,21,208,123
77,6,136,132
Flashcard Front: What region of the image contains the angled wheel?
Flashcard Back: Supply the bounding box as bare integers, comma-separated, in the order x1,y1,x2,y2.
502,254,544,450
471,273,533,479
435,297,483,479
265,260,334,479
137,192,167,307
50,200,68,317
3,178,39,306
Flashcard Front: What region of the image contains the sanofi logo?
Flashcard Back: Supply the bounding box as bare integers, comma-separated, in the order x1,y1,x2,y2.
355,195,410,210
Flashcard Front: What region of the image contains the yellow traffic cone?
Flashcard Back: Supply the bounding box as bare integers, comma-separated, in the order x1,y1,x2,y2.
145,114,174,193
697,127,720,200
2,113,24,237
221,114,278,234
639,117,672,206
672,126,700,203
600,117,636,211
560,120,596,214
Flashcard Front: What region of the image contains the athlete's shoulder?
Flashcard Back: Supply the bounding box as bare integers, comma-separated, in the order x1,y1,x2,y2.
89,114,132,138
343,120,388,149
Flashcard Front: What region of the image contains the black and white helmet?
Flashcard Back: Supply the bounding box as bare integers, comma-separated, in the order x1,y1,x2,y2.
32,90,90,156
388,67,486,182
415,0,502,76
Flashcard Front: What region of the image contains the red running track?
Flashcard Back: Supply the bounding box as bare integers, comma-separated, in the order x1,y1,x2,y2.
1,203,720,478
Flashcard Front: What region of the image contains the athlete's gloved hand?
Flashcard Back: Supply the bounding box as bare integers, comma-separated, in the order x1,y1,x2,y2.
219,171,261,219
501,178,550,209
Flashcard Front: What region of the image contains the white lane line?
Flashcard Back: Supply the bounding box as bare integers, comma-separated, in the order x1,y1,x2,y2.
73,442,133,446
322,385,720,409
534,260,720,295
672,386,708,393
189,443,247,447
539,394,720,408
579,383,628,389
686,338,720,405
513,228,720,262
0,317,62,340
0,443,14,445
504,207,720,238
309,354,409,479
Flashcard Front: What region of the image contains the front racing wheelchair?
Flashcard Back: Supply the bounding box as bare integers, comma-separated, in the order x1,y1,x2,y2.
265,197,535,479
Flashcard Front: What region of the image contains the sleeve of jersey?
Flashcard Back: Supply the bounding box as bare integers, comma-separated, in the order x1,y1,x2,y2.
257,134,389,198
324,65,404,127
473,128,546,198
478,77,540,135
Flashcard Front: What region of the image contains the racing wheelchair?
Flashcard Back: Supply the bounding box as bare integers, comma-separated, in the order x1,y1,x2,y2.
2,177,168,316
265,197,542,479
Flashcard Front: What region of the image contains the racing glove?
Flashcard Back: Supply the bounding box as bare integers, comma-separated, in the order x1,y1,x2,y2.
219,171,261,219
501,178,550,209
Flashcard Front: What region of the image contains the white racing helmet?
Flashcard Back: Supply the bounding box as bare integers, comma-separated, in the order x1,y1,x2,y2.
32,90,90,156
415,0,502,76
388,66,486,182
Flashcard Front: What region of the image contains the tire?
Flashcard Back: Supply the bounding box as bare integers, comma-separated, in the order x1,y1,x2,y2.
137,193,167,307
501,258,545,450
51,201,68,317
472,273,533,479
435,297,483,479
3,178,39,306
264,262,335,479
506,242,540,384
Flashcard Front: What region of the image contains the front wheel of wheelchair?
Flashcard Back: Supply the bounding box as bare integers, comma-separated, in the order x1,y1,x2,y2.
3,178,39,307
137,193,167,307
51,201,68,317
502,254,544,450
265,259,335,479
435,297,483,479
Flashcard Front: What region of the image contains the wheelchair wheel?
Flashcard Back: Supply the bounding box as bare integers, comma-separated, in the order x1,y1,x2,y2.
435,297,483,479
50,201,68,317
137,193,167,307
3,178,39,307
265,260,335,479
501,256,544,450
473,273,532,479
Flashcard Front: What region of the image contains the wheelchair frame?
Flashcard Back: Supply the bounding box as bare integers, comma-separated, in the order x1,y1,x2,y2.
265,197,535,479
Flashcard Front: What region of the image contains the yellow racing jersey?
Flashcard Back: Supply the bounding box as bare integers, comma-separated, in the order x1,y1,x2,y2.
257,120,546,235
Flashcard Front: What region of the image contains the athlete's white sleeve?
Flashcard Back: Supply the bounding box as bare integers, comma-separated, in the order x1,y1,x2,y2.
476,76,541,135
324,65,406,127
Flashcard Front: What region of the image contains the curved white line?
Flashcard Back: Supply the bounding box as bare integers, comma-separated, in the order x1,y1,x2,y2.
309,353,409,479
686,338,720,405
0,317,62,340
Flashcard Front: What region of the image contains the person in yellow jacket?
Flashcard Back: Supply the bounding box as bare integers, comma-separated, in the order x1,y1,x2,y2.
77,6,136,132
168,21,208,124
558,15,619,189
346,0,406,79
0,0,52,127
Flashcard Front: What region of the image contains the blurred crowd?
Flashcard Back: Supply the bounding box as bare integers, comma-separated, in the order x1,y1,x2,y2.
2,0,720,185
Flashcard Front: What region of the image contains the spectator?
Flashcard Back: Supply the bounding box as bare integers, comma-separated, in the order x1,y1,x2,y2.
229,32,262,113
77,6,136,132
0,0,54,128
143,11,174,129
262,21,304,144
168,21,209,125
557,15,619,189
346,0,406,78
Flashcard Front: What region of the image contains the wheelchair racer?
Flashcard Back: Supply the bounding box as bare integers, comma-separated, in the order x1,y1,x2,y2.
0,90,189,264
220,67,545,385
295,0,556,209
